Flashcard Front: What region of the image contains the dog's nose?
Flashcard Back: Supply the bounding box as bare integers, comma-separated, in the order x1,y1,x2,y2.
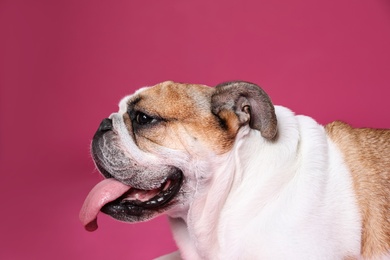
98,118,113,132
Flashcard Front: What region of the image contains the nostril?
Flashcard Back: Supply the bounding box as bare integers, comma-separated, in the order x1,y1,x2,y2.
98,118,113,132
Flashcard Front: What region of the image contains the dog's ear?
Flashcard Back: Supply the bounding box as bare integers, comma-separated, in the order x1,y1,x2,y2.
211,81,277,140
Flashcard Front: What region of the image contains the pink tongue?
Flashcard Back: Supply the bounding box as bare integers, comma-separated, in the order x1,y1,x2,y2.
79,178,131,232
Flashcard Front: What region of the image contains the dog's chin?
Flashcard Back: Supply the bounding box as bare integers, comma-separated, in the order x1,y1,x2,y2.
101,169,183,222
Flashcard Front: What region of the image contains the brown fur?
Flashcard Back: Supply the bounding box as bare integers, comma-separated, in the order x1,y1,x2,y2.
343,256,358,260
326,121,390,259
125,81,238,154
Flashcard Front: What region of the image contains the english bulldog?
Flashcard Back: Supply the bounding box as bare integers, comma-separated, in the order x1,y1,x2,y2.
80,81,390,259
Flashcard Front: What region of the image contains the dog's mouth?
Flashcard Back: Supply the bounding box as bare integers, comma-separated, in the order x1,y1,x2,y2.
102,171,183,216
80,170,183,231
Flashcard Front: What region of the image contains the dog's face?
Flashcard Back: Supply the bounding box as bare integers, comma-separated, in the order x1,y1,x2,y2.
90,81,277,223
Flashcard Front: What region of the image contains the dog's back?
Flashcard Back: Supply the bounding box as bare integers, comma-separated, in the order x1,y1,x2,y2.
326,121,390,258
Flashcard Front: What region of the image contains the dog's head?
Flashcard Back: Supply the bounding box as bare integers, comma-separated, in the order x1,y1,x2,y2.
80,81,277,230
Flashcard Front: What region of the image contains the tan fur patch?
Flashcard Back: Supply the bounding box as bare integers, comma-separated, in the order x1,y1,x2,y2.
127,81,238,154
343,256,358,260
325,121,390,259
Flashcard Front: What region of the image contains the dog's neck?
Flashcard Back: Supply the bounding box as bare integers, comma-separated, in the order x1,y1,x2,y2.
179,107,303,255
171,106,341,257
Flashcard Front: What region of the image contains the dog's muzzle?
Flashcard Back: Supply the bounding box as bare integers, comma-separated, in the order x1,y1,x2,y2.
79,118,184,231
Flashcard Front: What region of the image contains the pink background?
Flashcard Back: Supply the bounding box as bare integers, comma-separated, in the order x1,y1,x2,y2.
1,0,389,259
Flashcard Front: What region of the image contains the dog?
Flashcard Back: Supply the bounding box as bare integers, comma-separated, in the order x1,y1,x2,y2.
80,81,390,259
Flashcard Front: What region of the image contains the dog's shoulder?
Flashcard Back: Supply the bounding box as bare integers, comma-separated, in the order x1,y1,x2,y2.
325,120,390,150
325,120,390,258
325,120,390,172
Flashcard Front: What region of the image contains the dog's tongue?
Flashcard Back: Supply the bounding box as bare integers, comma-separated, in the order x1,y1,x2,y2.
79,178,131,232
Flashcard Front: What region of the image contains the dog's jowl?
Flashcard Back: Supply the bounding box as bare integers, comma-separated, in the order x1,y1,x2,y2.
80,81,390,259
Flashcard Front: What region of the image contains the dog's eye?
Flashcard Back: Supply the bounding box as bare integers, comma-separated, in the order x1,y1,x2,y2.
135,112,156,125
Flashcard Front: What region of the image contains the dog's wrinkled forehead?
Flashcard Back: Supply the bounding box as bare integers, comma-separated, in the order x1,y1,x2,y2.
113,81,238,154
120,81,213,118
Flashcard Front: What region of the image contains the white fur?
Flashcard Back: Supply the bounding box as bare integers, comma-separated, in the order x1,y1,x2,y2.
168,106,362,259
112,94,363,259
